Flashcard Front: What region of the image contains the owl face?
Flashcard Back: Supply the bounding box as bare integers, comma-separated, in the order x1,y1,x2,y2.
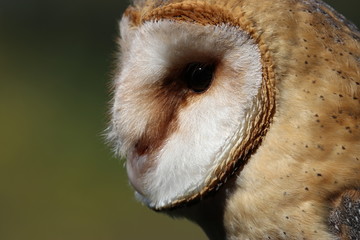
108,2,274,210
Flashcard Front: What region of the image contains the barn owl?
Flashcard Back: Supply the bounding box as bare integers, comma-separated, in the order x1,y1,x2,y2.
107,0,360,239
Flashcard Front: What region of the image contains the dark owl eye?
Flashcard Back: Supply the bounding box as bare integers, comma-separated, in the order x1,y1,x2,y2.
183,62,216,93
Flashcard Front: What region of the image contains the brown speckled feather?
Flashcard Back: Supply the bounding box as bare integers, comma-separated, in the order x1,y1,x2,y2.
219,0,360,239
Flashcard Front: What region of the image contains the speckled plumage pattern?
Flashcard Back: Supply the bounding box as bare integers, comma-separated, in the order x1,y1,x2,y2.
109,0,360,239
218,0,360,239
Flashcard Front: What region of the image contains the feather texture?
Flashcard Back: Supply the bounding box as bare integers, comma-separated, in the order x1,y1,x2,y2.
108,0,360,239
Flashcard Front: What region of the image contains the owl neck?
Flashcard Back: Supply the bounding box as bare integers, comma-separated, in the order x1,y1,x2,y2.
165,178,237,240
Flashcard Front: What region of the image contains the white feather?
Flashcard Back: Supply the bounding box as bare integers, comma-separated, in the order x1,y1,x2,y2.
109,17,263,208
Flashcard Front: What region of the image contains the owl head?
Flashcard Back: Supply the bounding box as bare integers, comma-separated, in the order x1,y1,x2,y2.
107,0,275,210
107,0,360,239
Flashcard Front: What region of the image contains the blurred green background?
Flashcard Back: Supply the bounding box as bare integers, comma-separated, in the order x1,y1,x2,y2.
0,1,359,240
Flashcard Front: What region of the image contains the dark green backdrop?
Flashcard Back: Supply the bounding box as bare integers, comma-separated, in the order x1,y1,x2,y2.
0,1,359,239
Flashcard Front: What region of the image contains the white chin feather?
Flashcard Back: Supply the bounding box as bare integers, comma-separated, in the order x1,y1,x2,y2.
110,18,263,209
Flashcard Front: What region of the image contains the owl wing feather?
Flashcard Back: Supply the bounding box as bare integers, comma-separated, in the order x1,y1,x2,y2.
329,189,360,240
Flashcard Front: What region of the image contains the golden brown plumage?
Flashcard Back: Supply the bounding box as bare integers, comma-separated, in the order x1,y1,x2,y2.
108,0,360,239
